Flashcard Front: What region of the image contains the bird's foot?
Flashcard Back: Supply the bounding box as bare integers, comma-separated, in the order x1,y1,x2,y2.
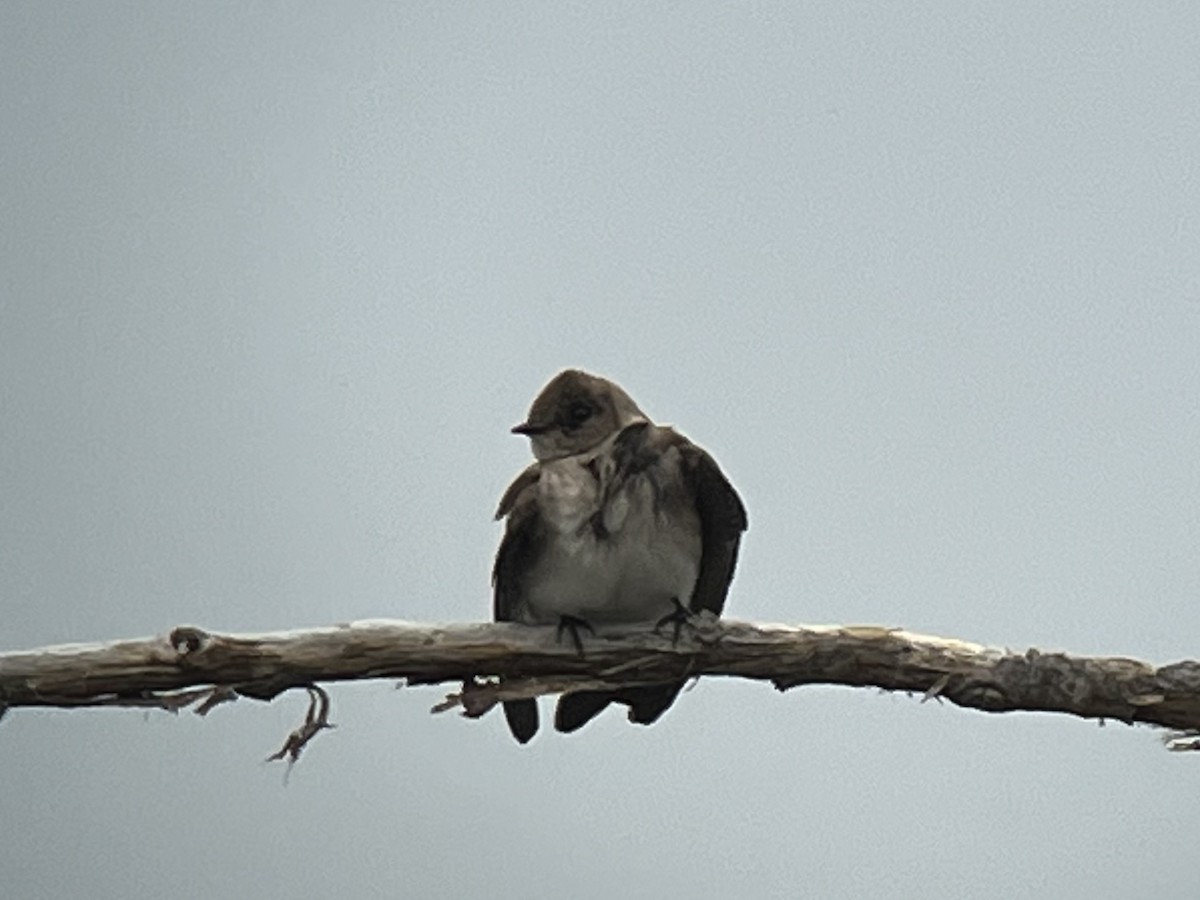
653,597,694,646
556,614,595,656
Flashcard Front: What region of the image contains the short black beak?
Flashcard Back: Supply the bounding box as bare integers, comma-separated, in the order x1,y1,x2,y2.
511,421,549,436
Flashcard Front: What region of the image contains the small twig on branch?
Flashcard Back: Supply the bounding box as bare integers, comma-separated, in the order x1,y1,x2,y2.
1165,733,1200,752
266,685,335,768
194,686,240,716
2,618,1200,752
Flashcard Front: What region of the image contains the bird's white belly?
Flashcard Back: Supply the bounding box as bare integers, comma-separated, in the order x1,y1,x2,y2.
521,457,701,625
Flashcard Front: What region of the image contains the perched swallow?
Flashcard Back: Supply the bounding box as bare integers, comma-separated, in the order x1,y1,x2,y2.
492,369,747,743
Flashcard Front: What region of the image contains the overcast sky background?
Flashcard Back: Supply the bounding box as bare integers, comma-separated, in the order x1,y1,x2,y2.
2,4,1199,898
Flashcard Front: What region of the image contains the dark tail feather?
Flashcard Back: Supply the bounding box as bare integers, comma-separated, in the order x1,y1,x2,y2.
554,690,614,733
554,681,686,734
503,698,539,744
624,681,685,725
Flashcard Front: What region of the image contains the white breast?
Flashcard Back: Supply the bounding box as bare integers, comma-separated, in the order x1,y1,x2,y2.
520,445,702,626
537,458,600,536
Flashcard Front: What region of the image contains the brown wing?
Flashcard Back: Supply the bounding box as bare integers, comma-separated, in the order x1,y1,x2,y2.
491,465,544,743
492,463,542,623
608,422,748,616
677,437,748,616
495,462,538,521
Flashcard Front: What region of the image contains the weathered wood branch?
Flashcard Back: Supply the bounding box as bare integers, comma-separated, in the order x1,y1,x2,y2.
3,618,1200,747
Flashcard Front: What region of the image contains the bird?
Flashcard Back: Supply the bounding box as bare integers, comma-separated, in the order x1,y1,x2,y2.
492,368,747,743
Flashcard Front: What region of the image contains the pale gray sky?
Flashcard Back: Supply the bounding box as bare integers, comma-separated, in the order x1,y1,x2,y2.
3,3,1199,898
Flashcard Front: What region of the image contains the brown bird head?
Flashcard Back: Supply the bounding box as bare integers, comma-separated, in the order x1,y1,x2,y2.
512,369,648,461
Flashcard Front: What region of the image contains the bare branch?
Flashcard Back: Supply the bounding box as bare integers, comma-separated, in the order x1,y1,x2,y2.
2,617,1199,741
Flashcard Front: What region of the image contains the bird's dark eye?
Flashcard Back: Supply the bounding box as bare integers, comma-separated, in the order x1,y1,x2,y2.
565,400,593,428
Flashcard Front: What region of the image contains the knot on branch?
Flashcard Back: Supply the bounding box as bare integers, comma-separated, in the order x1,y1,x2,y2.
169,626,211,656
